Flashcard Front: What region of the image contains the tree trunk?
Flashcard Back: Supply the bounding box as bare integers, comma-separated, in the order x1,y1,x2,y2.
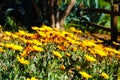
49,0,76,29
54,0,60,29
59,0,76,27
50,0,55,28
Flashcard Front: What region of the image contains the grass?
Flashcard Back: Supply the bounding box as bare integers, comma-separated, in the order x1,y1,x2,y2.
0,25,120,80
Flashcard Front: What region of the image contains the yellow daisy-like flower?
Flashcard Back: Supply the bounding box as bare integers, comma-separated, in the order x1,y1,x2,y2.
79,71,93,79
84,54,97,62
18,30,27,36
101,72,109,79
4,31,12,36
31,26,40,31
52,50,62,58
32,45,44,52
70,27,82,34
11,34,19,38
17,56,29,65
26,77,38,80
11,44,23,51
37,31,46,37
32,39,42,46
82,40,96,47
94,48,107,57
66,37,75,44
41,25,53,31
70,27,76,32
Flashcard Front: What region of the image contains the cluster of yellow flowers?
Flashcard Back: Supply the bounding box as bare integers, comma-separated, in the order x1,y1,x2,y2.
0,25,120,79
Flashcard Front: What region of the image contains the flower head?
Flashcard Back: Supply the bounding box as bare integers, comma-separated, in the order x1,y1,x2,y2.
32,45,44,52
60,64,66,70
27,77,38,80
101,72,109,79
17,55,29,65
85,54,97,62
52,50,62,58
79,71,93,79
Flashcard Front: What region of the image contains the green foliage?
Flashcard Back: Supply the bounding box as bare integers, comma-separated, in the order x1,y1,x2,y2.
65,0,112,33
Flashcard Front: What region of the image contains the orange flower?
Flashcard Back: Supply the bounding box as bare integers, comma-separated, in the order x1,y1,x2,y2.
20,45,31,57
60,64,66,70
57,45,67,51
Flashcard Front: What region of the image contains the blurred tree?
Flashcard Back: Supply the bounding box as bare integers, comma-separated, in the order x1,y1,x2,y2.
0,0,77,30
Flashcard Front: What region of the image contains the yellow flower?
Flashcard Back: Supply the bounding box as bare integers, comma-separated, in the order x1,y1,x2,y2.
70,27,76,32
41,25,53,31
82,40,96,47
71,47,77,51
5,44,23,51
11,34,19,38
79,71,93,79
37,31,46,37
52,50,62,58
17,56,29,65
20,50,27,57
32,45,44,52
12,45,23,51
5,44,13,48
70,27,82,34
4,31,12,36
31,26,40,31
61,31,69,37
32,39,42,46
18,30,27,36
94,48,107,57
101,72,109,79
66,37,75,44
85,54,97,62
26,77,38,80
